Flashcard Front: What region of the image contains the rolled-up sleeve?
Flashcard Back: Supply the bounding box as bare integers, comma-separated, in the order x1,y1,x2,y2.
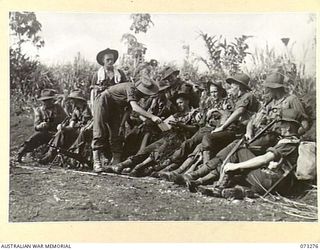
266,142,298,162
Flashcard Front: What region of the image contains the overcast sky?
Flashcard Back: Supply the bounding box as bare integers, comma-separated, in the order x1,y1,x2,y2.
24,12,316,74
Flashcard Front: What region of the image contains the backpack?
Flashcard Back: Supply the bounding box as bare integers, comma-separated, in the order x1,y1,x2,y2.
295,141,316,181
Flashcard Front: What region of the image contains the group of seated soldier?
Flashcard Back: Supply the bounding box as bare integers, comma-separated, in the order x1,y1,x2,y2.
16,47,313,200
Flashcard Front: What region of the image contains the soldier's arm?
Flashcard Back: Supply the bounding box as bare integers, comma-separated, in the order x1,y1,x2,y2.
217,107,246,131
245,118,254,140
177,123,198,134
224,151,275,173
130,101,162,124
34,108,47,131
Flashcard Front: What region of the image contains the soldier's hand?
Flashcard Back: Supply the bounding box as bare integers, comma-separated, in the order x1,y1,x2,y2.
244,132,253,140
38,122,49,129
224,163,238,173
212,126,223,133
151,115,162,124
170,121,184,129
57,124,62,131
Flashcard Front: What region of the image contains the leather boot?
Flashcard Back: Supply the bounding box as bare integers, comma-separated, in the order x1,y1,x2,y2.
188,169,220,193
17,146,28,163
129,157,154,177
197,169,219,185
93,150,103,173
110,159,134,174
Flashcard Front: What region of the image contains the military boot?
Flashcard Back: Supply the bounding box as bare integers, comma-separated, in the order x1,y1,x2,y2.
188,169,219,193
17,146,28,163
109,159,134,174
93,150,103,173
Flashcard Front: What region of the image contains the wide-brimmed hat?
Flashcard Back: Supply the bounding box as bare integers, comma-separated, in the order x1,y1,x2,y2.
67,90,87,102
38,89,57,101
134,76,159,96
160,67,180,81
226,73,251,91
279,109,301,126
96,48,119,66
208,81,227,98
263,72,285,89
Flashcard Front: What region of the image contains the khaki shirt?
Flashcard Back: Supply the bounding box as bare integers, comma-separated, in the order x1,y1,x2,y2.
252,95,307,130
34,103,67,132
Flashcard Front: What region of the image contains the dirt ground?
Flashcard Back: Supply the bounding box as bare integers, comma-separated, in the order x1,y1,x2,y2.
9,113,318,222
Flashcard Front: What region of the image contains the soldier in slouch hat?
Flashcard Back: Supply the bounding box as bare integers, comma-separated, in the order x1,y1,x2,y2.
17,89,67,162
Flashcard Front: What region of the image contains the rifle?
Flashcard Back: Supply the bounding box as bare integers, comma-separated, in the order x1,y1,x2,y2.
247,119,277,145
216,136,246,186
44,116,71,148
49,144,92,168
216,119,278,186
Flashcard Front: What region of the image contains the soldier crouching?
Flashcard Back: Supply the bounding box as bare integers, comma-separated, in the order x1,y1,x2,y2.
17,89,67,162
38,90,92,165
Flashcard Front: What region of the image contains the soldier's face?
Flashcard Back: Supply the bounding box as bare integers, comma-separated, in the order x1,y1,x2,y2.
176,97,189,111
265,87,277,98
209,85,219,99
103,54,115,68
229,83,240,96
279,122,291,136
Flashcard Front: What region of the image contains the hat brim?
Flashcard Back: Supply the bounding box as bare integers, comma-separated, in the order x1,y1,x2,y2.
279,118,300,126
159,84,171,92
38,96,56,101
161,70,180,81
96,49,119,66
226,77,251,91
263,82,284,88
135,82,159,96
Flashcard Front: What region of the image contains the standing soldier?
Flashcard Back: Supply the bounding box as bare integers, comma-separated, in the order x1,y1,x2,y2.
16,89,67,162
90,48,127,108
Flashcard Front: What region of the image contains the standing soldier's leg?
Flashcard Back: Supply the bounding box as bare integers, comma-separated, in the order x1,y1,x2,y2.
92,92,110,172
108,106,123,165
